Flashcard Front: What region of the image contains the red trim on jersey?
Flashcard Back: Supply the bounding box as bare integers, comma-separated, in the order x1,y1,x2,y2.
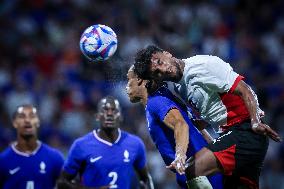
240,177,259,189
220,75,250,130
229,75,244,93
213,144,236,175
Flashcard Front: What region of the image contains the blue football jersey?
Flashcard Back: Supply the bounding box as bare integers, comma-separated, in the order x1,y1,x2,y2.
146,85,223,189
63,129,147,188
0,141,64,189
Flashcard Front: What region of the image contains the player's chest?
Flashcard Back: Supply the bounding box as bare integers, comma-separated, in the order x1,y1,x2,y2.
85,146,135,169
5,156,53,178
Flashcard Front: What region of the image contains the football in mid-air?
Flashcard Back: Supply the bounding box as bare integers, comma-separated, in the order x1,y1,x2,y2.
79,24,117,61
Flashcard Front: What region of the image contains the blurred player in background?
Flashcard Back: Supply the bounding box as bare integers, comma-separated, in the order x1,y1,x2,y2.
57,96,154,189
0,104,64,189
133,45,282,189
126,66,223,189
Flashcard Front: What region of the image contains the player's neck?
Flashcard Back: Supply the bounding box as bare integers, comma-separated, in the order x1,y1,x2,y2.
141,97,147,106
175,59,185,82
141,92,148,106
97,128,119,143
16,137,39,154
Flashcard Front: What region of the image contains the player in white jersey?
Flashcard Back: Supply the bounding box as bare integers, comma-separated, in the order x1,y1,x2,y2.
133,45,281,189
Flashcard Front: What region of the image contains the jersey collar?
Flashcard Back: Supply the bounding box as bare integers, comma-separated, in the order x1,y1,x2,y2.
93,128,121,146
11,140,42,157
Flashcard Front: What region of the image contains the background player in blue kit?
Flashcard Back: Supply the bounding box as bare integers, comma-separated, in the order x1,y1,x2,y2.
126,66,223,189
0,104,64,189
57,96,154,189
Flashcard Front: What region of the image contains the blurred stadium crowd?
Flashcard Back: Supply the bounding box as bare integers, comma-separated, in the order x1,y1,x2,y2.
0,0,284,188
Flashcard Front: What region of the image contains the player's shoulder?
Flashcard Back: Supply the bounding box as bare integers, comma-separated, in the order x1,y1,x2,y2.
40,142,64,159
187,55,231,68
148,85,172,103
0,145,13,160
121,131,144,145
72,131,93,145
184,55,223,63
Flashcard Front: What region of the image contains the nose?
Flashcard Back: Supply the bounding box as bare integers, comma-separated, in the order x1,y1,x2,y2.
23,116,31,123
106,109,114,116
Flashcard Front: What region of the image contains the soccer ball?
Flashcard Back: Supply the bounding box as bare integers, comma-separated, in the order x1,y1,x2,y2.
79,24,118,61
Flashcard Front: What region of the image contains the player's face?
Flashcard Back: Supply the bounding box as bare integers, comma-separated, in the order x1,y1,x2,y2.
126,70,144,103
97,99,121,129
150,51,183,82
13,106,39,138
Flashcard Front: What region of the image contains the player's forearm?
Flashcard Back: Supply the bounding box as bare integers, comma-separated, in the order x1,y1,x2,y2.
243,88,260,125
174,121,189,157
140,173,154,189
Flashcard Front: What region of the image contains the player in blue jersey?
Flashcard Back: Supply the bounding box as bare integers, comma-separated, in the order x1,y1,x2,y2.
57,96,154,189
0,104,64,189
126,66,223,189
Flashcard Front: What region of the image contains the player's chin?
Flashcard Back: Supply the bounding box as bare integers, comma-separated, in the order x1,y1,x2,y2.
128,96,139,103
102,122,117,129
21,132,36,139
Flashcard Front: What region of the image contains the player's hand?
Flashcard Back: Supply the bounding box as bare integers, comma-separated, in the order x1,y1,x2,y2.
252,122,282,142
166,153,187,175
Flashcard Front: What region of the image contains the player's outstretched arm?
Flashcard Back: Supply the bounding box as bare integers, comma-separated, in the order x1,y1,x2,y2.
136,167,154,189
57,171,109,189
233,80,282,142
164,108,189,175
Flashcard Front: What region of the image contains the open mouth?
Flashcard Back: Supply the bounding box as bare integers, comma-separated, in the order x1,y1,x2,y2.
24,124,32,129
23,124,34,132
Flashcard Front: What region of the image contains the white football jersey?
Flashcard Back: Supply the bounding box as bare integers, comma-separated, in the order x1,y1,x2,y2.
173,55,250,131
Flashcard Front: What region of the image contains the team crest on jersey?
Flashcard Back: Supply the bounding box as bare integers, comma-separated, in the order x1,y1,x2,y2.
123,150,130,162
39,161,46,174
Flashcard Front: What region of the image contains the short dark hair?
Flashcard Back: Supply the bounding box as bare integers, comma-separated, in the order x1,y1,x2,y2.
134,45,163,79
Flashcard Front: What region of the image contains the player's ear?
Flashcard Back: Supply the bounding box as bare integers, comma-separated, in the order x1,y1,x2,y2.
36,116,40,128
12,120,17,129
95,113,100,121
119,113,123,122
137,78,144,86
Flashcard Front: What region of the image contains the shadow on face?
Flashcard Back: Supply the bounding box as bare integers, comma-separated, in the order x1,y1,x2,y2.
126,69,145,103
96,97,122,129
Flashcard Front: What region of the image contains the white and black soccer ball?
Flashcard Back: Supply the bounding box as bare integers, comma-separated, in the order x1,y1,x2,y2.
79,24,118,61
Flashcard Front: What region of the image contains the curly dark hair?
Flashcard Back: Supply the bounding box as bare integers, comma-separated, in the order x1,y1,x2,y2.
133,45,163,79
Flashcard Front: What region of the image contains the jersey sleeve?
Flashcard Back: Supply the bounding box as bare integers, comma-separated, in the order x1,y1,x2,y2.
148,96,180,121
52,150,65,178
63,140,83,176
193,56,242,93
133,137,147,170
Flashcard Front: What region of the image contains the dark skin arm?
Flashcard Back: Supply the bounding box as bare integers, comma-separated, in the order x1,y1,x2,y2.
163,108,189,175
57,171,110,189
136,167,154,189
233,80,281,142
